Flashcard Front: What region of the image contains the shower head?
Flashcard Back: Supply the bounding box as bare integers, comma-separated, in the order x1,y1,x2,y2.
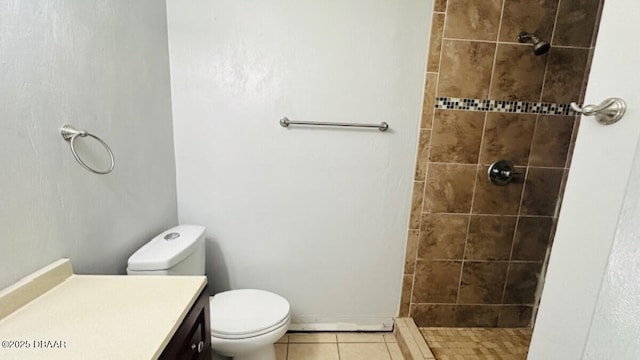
518,32,550,56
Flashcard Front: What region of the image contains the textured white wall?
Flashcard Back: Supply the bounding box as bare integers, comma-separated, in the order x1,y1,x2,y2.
581,0,640,356
0,0,178,289
529,0,640,358
583,135,640,358
167,0,430,329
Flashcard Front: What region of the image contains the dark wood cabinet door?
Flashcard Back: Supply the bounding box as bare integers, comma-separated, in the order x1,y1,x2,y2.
160,286,211,360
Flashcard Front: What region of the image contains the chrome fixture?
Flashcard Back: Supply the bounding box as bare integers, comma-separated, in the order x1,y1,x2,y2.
279,117,389,132
60,125,115,174
488,160,522,186
570,97,627,125
518,32,550,56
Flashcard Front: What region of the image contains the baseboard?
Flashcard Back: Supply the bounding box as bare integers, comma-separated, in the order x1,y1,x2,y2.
289,315,394,331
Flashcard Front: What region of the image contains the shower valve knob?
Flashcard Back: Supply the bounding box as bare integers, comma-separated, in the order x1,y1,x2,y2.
488,160,522,186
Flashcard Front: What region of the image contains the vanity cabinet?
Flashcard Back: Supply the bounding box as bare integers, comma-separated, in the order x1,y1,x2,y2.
160,286,211,360
0,260,210,359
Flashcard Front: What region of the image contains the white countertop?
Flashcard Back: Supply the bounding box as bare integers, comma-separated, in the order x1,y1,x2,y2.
0,259,206,359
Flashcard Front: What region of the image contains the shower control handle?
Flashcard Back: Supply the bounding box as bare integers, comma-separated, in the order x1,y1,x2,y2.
571,97,626,125
488,160,522,186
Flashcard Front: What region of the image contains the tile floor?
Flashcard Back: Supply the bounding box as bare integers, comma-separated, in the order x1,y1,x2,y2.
275,332,403,360
419,328,533,360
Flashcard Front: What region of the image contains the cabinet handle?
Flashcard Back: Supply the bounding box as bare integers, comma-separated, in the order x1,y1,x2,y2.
191,341,205,353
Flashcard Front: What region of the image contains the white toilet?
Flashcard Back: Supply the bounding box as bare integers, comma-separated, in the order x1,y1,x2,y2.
127,225,290,360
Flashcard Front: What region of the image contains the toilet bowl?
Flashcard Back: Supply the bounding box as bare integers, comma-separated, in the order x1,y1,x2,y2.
126,225,290,359
210,289,290,360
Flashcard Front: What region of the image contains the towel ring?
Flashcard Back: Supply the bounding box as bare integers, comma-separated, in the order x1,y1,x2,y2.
60,125,115,174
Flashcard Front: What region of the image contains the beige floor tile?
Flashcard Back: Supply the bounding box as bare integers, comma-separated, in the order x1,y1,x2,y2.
383,334,397,343
338,343,392,360
275,343,287,360
337,332,386,343
289,333,337,343
386,342,404,360
288,343,339,360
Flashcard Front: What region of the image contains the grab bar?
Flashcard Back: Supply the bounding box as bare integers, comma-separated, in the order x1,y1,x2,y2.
279,117,389,132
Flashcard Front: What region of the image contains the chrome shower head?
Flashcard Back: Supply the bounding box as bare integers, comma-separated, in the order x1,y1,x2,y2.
518,32,550,56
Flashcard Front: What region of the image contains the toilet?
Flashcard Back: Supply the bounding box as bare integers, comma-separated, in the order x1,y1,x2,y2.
127,225,290,360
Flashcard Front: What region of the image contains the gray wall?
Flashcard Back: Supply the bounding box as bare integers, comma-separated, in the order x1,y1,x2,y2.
0,0,178,289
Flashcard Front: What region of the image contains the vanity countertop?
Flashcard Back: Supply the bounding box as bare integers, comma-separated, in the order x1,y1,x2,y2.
0,259,206,359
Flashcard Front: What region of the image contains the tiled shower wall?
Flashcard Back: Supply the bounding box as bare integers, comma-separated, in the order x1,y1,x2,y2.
400,0,603,327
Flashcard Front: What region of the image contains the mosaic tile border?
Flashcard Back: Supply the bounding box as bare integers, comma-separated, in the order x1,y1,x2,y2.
435,97,580,116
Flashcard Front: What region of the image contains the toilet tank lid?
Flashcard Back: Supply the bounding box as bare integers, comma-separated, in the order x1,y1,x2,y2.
127,225,206,271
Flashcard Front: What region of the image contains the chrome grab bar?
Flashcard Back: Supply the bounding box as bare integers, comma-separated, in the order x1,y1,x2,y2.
570,97,626,125
279,117,389,132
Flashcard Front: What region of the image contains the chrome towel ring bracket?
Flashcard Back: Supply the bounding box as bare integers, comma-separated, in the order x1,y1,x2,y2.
60,125,115,175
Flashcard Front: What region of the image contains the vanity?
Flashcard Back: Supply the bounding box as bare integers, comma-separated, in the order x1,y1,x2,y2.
0,259,210,359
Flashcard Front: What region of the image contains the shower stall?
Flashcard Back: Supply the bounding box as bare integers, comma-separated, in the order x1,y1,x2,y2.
401,0,604,357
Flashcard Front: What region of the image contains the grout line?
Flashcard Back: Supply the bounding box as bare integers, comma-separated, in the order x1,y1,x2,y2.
406,3,451,317
426,161,568,170
408,3,449,317
454,111,489,309
578,48,595,104
441,36,593,50
412,301,538,306
499,127,536,306
441,37,500,44
383,342,394,359
419,163,430,216
564,116,581,169
589,0,605,47
538,52,552,104
408,254,418,317
422,259,544,264
540,0,562,104
407,211,557,218
486,0,507,100
435,7,447,91
549,0,563,46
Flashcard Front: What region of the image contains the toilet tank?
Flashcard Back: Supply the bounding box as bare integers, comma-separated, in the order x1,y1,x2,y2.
127,225,206,276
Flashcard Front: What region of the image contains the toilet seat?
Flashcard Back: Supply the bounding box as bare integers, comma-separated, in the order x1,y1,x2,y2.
210,289,290,340
211,314,290,340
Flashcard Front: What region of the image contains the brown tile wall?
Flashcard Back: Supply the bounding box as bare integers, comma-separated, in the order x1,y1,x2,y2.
401,0,603,327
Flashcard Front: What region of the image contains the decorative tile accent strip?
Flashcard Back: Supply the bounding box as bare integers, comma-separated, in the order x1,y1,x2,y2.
435,97,580,116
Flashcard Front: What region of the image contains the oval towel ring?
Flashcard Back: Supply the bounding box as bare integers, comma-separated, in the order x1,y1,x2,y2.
60,125,115,174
